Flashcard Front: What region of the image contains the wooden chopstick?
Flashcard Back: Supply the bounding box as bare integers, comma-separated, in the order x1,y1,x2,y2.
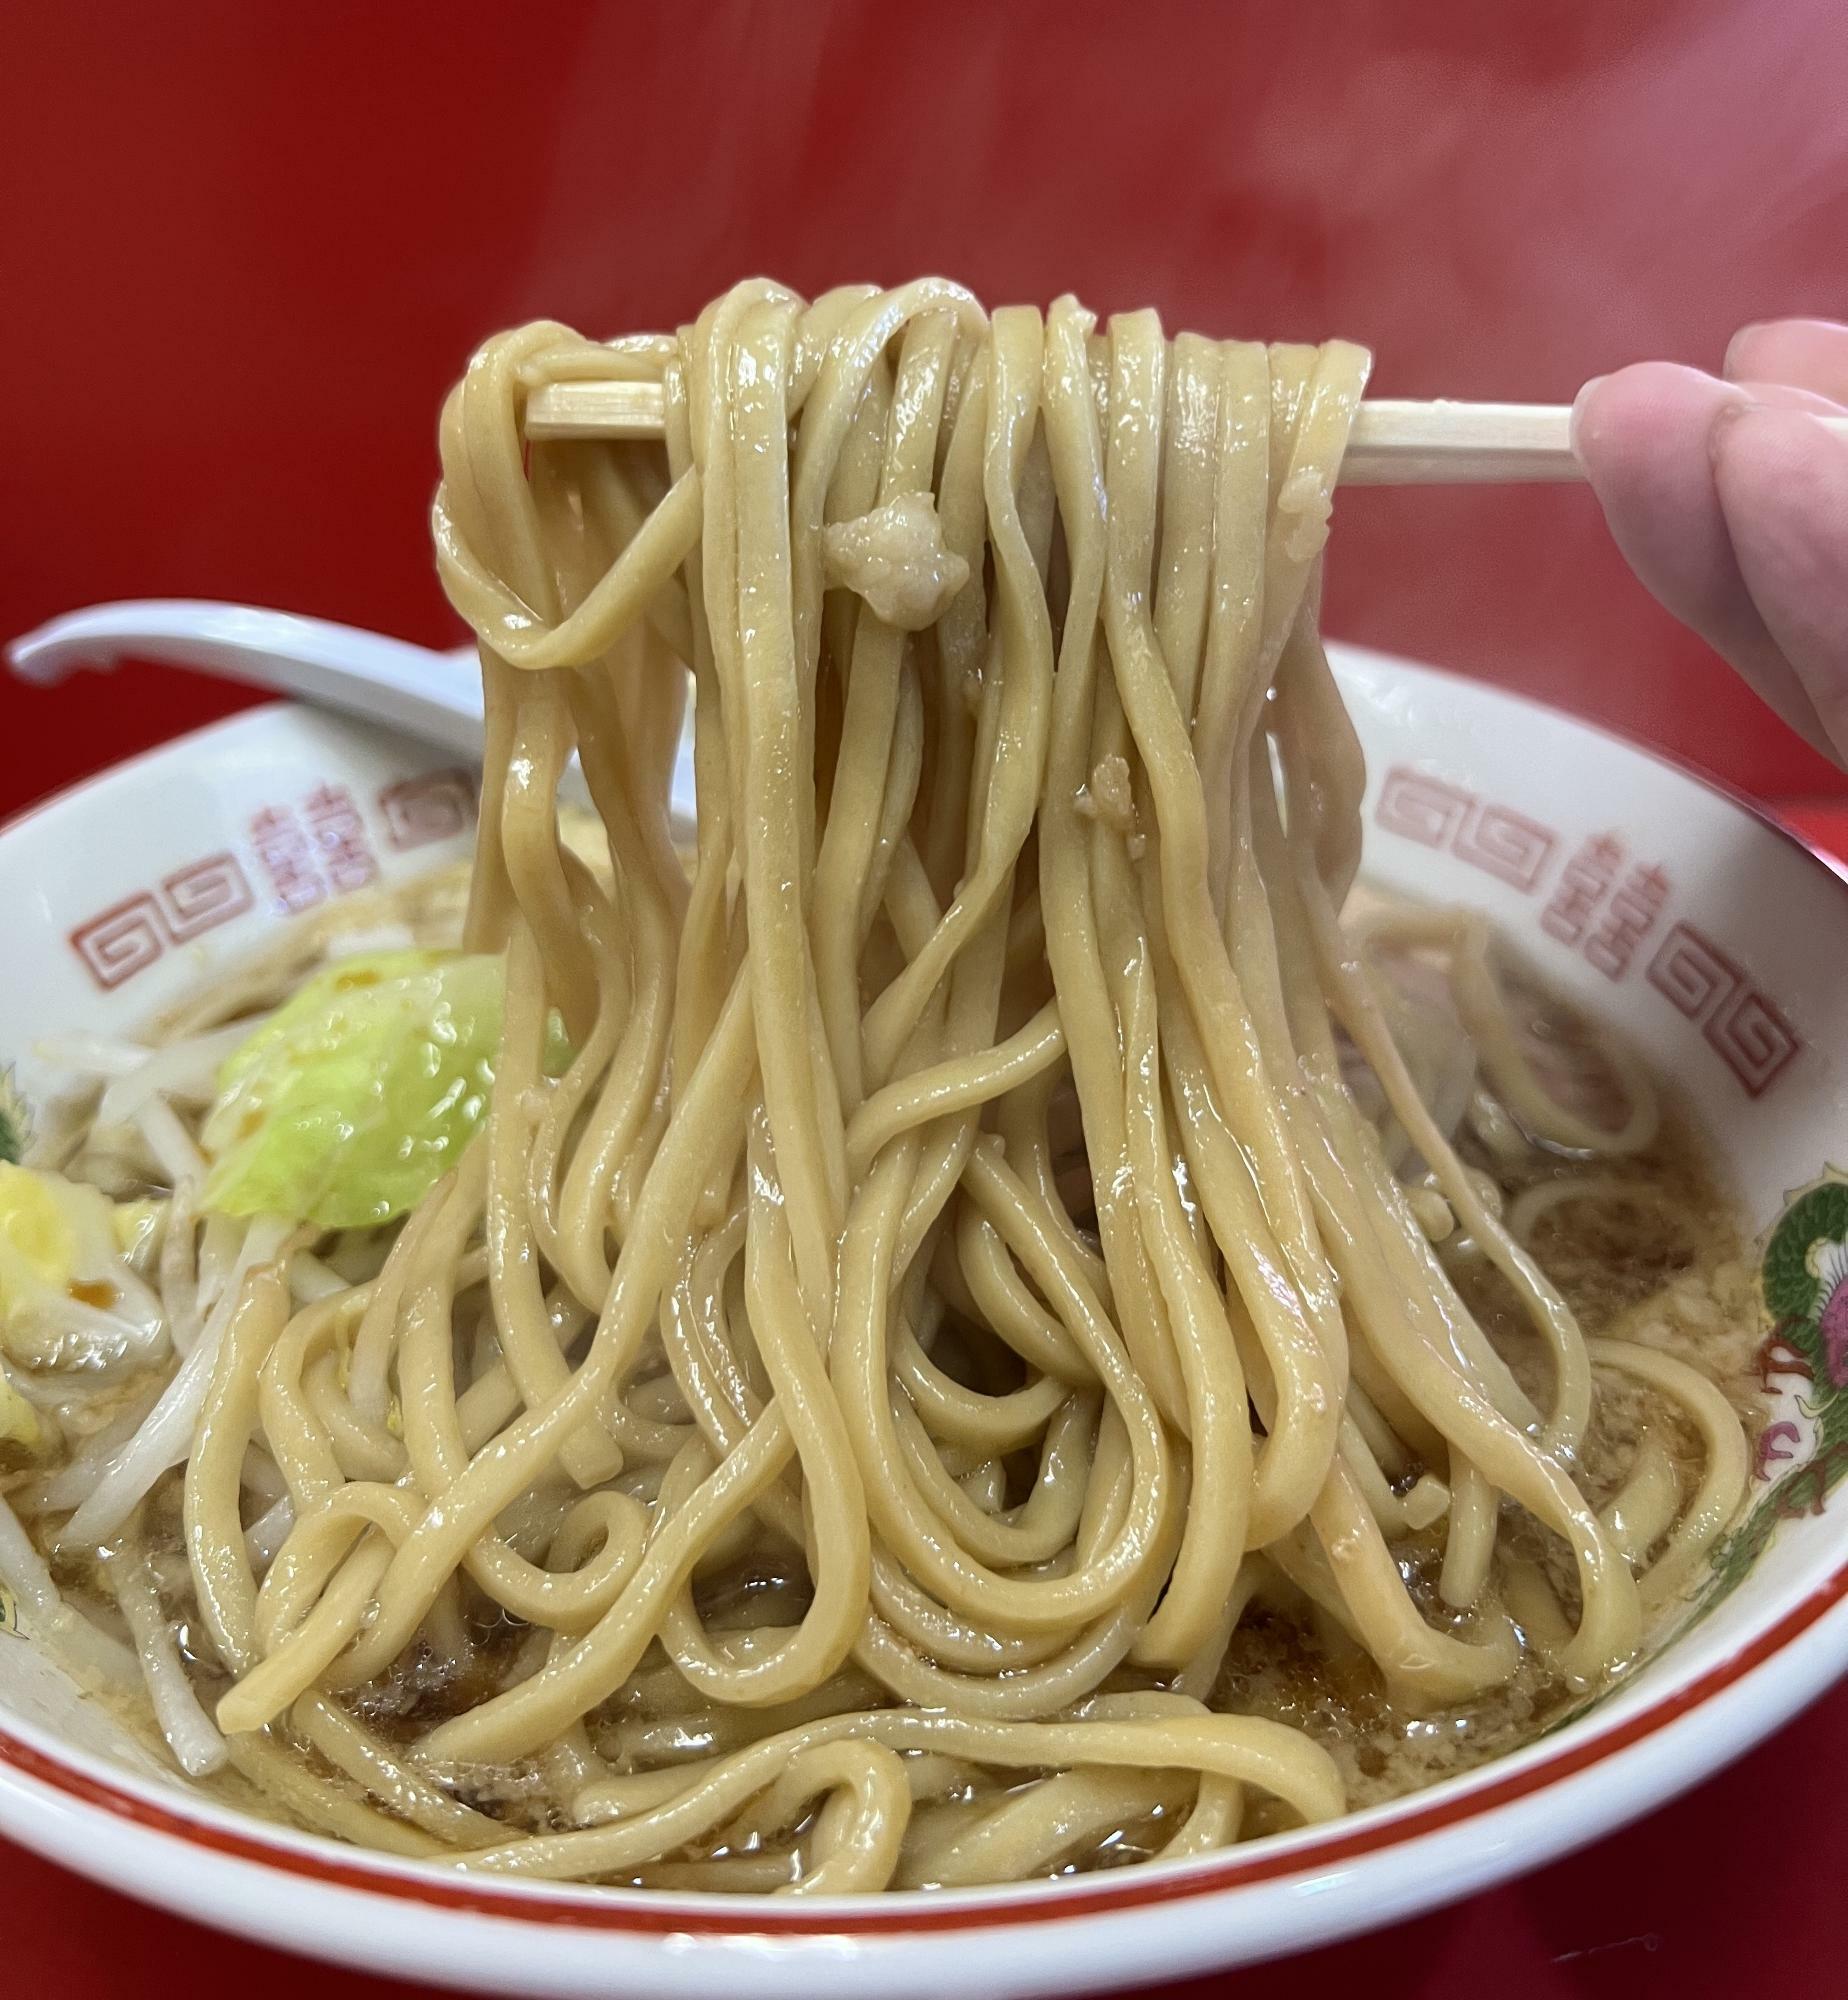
520,380,1848,485
520,382,1564,485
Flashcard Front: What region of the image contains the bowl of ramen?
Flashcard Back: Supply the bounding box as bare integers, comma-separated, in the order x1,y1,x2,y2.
1,285,1847,2000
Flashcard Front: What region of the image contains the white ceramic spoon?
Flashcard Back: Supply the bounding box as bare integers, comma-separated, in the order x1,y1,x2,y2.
6,598,698,825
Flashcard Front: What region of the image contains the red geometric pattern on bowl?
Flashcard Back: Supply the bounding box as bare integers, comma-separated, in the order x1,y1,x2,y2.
250,806,331,916
1373,766,1557,892
66,853,254,991
377,767,478,850
1453,803,1557,892
1371,777,1803,1103
1541,832,1623,947
1645,920,1803,1098
1583,864,1671,982
1372,767,1473,849
301,782,379,894
1538,836,1673,983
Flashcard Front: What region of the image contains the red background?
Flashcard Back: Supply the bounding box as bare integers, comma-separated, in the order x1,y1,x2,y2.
3,4,1846,1995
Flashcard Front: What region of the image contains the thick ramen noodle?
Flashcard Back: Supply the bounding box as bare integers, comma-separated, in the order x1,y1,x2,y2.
0,282,1754,1893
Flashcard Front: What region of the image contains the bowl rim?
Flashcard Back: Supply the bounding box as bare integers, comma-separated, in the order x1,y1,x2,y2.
2,658,1846,1964
1,1556,1846,1943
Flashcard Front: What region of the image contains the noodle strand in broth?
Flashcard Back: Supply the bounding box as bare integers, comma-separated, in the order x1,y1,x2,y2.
4,281,1754,1893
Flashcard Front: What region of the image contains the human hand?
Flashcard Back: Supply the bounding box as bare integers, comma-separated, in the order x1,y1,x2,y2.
1570,319,1848,766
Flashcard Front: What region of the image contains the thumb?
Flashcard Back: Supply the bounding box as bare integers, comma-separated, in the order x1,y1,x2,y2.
1571,362,1843,761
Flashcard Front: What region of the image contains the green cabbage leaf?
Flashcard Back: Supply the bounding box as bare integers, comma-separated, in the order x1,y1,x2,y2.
201,951,558,1230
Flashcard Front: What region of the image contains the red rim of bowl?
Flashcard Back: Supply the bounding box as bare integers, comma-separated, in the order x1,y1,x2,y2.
3,1552,1846,1937
1,671,1845,1938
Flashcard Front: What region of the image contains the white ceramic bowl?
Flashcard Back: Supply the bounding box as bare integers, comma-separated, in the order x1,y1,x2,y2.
2,644,1847,1999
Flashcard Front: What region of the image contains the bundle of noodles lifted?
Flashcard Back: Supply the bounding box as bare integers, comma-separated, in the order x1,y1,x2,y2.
1,281,1756,1893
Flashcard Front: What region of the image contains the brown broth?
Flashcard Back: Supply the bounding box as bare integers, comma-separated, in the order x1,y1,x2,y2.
7,896,1771,1875
1211,1072,1762,1819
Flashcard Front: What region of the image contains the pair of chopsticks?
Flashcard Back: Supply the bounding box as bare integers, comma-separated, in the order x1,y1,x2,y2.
523,379,1847,486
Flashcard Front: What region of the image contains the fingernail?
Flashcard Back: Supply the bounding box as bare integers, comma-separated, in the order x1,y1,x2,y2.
1568,375,1606,453
1724,323,1768,375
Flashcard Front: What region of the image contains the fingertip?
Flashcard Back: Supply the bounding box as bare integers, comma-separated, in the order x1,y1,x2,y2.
1568,366,1833,751
1723,323,1769,375
1566,362,1735,617
1723,318,1848,402
1569,362,1741,465
1567,374,1606,455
